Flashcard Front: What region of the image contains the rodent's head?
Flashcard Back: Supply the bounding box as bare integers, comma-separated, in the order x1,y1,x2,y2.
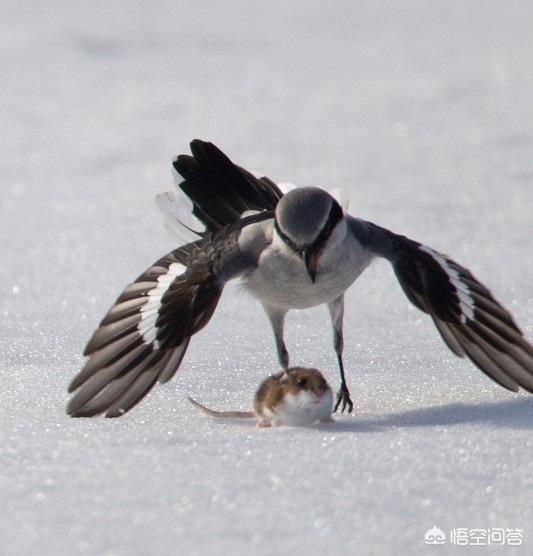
280,367,331,398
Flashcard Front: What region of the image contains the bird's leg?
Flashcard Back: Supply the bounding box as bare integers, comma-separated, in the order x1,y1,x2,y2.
263,304,289,369
328,295,354,413
334,352,353,413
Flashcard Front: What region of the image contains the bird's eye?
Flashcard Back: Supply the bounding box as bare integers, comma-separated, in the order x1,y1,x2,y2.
274,219,300,252
296,378,307,387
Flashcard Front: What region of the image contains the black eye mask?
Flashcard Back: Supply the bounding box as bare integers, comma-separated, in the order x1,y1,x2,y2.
274,200,343,254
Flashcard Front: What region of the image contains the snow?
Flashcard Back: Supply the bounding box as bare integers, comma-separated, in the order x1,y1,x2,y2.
1,1,533,554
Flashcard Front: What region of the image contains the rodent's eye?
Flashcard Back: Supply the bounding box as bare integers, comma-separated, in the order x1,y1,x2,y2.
296,378,307,387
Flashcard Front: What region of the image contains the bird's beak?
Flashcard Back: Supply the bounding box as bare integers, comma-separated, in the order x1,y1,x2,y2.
303,244,322,284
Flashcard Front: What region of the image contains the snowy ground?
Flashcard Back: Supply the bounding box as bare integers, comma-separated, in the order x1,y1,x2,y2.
1,1,533,555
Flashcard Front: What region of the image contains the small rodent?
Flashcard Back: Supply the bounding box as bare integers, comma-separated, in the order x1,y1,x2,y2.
188,367,334,427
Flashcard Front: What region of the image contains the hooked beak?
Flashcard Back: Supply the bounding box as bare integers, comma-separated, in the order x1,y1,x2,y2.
303,244,323,284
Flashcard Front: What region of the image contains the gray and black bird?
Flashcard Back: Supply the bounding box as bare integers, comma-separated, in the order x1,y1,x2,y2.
66,140,533,417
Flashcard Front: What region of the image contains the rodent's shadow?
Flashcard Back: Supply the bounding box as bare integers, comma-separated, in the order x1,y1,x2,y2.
325,397,533,433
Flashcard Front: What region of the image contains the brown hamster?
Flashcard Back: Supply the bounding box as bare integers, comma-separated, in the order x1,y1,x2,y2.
188,367,334,427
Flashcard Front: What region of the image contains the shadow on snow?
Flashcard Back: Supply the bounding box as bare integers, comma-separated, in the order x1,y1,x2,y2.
331,396,533,432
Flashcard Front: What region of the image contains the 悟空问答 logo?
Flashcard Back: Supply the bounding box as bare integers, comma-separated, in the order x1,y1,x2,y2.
425,526,446,545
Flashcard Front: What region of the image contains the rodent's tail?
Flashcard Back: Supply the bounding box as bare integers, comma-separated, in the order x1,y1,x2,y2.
187,397,255,419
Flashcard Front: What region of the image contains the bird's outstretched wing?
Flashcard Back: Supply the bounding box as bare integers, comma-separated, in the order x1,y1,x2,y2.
67,215,270,418
350,217,533,392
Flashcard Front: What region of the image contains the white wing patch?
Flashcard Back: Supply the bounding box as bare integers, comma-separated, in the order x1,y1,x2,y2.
419,245,475,323
138,262,187,347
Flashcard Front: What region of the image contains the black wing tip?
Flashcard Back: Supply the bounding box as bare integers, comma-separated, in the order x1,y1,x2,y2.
66,404,130,418
67,410,96,418
82,338,98,357
65,397,83,417
66,389,137,418
104,408,128,418
67,376,82,394
509,382,523,393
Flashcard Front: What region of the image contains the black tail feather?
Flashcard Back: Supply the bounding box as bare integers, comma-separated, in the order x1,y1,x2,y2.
173,140,283,233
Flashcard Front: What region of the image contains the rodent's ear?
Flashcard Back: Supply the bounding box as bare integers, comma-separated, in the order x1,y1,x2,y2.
280,371,290,384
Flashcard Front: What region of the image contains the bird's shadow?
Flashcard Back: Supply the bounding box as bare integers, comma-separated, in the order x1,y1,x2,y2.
327,397,533,433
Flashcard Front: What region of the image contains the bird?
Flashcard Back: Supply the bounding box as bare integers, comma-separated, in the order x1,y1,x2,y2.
66,139,533,418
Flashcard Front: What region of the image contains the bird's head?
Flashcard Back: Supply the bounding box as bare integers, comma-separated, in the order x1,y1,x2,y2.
274,187,344,283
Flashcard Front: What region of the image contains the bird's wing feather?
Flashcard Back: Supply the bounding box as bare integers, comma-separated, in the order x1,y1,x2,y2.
349,217,533,392
67,216,270,418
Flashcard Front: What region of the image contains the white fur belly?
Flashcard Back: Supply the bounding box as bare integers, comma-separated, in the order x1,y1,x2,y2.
244,233,371,310
266,390,333,426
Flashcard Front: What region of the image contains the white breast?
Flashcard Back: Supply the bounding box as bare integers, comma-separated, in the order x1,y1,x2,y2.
243,220,372,309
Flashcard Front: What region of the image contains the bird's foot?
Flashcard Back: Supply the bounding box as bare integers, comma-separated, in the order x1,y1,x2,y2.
334,384,354,413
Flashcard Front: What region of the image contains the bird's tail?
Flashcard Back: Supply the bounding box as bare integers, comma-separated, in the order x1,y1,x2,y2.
187,397,255,419
167,139,283,235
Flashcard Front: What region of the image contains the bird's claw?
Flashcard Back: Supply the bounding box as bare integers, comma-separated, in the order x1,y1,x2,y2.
334,384,354,413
